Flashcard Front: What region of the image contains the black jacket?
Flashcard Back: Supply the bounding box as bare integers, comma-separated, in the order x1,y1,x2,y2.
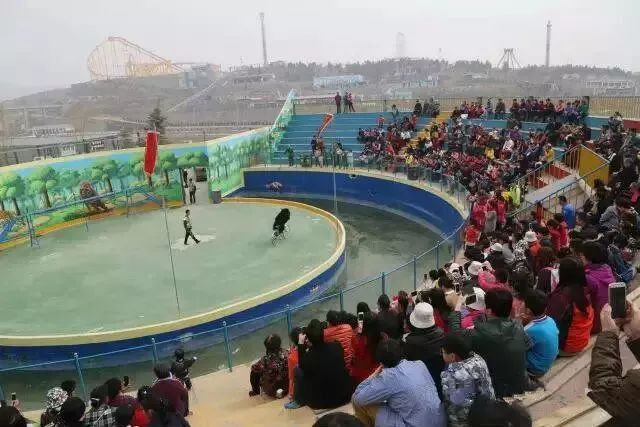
297,341,352,409
448,311,527,398
403,326,445,396
486,251,507,271
378,310,404,340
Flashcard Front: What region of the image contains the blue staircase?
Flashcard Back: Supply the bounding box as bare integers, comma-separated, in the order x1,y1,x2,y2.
272,112,432,163
0,217,17,242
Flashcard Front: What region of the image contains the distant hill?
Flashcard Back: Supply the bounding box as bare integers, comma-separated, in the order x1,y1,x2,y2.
0,82,64,102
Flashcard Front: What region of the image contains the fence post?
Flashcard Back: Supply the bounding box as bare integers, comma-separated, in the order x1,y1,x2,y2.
436,241,441,269
381,272,386,295
285,305,292,332
413,256,417,291
223,321,233,373
73,353,88,401
339,289,344,311
151,338,159,364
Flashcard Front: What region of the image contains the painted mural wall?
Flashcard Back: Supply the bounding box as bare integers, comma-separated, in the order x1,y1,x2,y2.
0,127,270,243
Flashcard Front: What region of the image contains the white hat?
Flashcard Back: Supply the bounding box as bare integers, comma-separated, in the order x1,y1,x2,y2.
466,287,486,311
409,302,436,329
490,243,503,252
448,263,461,273
468,261,483,276
524,231,538,243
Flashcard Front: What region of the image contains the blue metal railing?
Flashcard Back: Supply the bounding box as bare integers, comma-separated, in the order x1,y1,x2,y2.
0,166,469,406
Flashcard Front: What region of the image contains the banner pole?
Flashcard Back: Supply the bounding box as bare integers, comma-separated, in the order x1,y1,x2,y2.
162,196,182,317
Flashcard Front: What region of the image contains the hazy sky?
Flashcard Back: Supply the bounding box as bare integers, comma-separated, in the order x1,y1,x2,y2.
1,0,638,89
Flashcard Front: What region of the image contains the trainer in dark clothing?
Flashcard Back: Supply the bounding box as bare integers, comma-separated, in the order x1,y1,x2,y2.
447,288,529,398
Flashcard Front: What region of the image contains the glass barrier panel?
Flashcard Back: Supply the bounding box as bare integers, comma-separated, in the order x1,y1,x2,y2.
290,293,341,329
0,358,77,412
77,345,157,399
384,262,416,296
415,249,437,287
154,326,229,376
342,276,383,314
228,312,289,367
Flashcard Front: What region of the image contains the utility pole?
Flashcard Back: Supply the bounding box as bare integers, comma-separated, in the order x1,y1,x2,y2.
545,21,551,68
259,12,268,67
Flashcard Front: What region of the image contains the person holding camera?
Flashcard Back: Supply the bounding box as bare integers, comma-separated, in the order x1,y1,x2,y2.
588,301,640,424
284,319,352,410
171,349,197,391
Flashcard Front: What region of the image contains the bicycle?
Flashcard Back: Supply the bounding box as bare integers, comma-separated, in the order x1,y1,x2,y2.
271,225,290,246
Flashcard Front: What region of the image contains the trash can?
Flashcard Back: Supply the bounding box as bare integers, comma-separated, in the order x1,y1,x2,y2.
212,190,222,204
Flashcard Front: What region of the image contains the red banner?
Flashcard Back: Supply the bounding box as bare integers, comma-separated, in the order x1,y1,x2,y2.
144,131,159,176
317,113,334,137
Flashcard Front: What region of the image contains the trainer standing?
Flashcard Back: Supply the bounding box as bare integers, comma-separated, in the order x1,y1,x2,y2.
188,178,197,204
183,209,200,245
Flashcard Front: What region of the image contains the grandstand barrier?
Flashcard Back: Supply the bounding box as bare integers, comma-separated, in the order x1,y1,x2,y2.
293,96,640,119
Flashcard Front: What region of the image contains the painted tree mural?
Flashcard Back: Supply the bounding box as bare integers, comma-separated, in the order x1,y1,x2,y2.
158,151,178,186
29,166,59,209
0,173,26,214
116,162,132,190
91,159,118,193
58,170,81,200
130,155,146,182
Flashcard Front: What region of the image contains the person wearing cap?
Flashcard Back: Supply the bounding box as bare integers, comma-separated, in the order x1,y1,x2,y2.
41,387,68,427
447,288,529,398
441,332,495,427
403,303,446,396
524,230,541,259
486,243,506,271
463,261,483,292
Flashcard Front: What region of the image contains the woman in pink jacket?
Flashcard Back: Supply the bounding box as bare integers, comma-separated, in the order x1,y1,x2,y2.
582,242,616,334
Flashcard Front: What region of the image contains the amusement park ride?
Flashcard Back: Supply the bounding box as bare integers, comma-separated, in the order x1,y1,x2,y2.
87,36,185,81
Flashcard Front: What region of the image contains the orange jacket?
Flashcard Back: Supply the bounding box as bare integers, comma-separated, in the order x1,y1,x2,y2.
324,324,354,368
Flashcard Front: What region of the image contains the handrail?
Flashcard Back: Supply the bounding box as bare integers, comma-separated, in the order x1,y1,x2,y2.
0,167,469,383
514,145,581,187
509,160,610,219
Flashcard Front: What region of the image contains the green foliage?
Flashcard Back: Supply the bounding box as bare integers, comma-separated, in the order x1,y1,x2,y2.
91,159,118,193
58,170,81,193
28,166,58,208
158,151,178,185
178,151,208,169
130,155,146,180
147,107,166,136
0,173,25,213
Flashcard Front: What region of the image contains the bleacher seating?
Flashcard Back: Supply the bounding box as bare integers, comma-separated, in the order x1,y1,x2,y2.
271,112,432,164
271,112,606,166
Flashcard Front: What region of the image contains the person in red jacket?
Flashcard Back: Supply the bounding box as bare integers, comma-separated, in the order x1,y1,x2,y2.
151,364,189,416
350,313,383,385
324,311,354,369
553,213,569,248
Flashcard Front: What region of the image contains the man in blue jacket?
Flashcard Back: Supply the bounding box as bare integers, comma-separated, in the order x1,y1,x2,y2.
352,339,445,427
